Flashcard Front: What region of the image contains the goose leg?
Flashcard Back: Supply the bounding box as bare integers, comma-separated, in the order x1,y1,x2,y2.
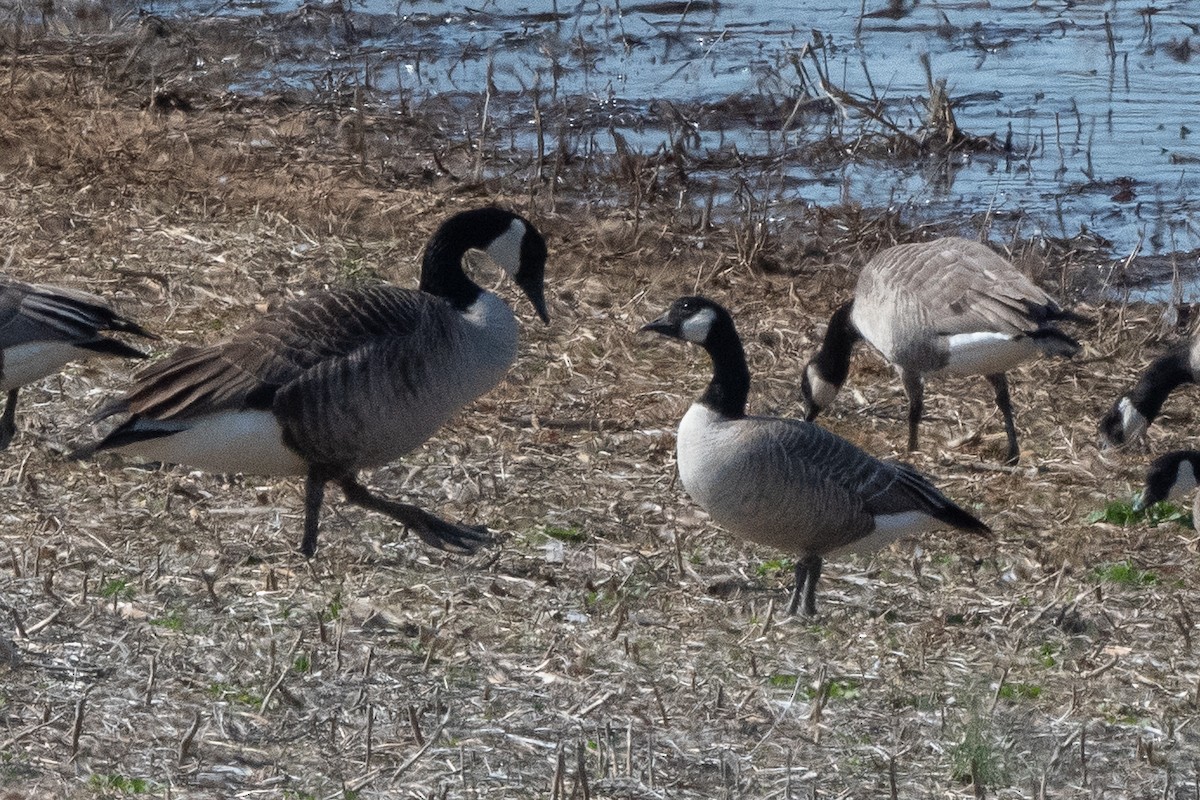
986,373,1019,465
338,476,493,555
902,370,924,453
0,389,18,450
300,467,329,557
788,554,824,616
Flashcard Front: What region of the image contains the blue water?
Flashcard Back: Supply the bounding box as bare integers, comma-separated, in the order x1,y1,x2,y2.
113,0,1200,295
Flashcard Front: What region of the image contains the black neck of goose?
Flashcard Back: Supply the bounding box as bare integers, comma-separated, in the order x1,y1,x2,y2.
1128,343,1197,422
419,235,486,312
700,318,751,419
813,300,860,385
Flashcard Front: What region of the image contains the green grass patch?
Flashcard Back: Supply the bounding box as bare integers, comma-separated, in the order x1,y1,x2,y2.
544,525,588,543
584,588,621,612
769,675,862,701
1090,560,1158,586
1036,643,1057,668
207,681,263,707
322,598,344,623
99,579,135,601
88,773,152,795
755,558,792,577
996,682,1042,701
950,708,1008,788
335,248,380,283
824,678,861,701
1088,499,1191,527
767,673,798,689
149,611,184,631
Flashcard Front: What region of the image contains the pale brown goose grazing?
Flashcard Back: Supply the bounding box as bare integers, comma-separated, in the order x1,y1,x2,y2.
644,296,990,616
801,237,1085,464
78,206,549,558
1099,330,1199,447
0,276,154,449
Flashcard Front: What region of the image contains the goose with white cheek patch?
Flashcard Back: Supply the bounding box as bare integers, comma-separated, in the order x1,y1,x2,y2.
801,238,1086,464
1099,330,1199,448
0,276,155,449
643,296,991,616
1133,450,1200,526
77,206,549,558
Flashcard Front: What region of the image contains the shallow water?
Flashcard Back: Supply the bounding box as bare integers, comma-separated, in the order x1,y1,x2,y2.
125,0,1200,296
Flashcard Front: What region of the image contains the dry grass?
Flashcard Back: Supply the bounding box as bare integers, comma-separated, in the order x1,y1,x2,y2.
2,17,1200,800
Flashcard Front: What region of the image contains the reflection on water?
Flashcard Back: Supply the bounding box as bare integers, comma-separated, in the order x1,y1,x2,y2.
62,0,1200,294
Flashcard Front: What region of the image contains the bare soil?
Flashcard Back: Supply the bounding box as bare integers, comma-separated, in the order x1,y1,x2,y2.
2,16,1200,800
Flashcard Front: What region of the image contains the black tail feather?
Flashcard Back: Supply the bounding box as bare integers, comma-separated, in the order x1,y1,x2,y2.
933,500,992,538
71,418,176,460
892,462,991,537
77,337,151,360
108,314,159,341
1049,307,1092,326
1029,327,1081,358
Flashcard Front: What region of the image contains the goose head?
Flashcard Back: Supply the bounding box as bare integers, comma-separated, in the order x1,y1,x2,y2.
641,295,728,346
424,207,550,323
484,213,550,324
1133,450,1200,513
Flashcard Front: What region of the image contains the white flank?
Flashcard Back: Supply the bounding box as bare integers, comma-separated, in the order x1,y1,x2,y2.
1,341,88,391
1170,460,1199,500
941,332,1036,376
485,219,527,277
805,364,840,411
115,410,307,476
830,511,935,556
1118,397,1148,442
680,307,716,344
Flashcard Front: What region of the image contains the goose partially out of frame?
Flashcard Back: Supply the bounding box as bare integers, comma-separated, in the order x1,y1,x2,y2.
0,275,155,449
1133,450,1200,527
1099,330,1199,448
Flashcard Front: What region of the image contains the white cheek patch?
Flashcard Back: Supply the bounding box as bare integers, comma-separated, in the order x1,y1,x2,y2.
1119,397,1148,441
942,332,1035,375
484,219,526,277
805,364,840,410
680,307,716,343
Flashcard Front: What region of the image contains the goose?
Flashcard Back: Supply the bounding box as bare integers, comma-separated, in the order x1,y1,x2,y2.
1132,450,1200,526
643,295,990,615
800,237,1085,464
0,276,155,449
77,206,549,558
1099,330,1199,447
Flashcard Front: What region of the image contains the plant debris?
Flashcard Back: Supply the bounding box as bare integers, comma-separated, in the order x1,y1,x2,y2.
1,12,1200,800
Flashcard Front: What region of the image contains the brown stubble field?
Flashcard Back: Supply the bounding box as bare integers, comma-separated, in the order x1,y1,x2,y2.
3,16,1200,800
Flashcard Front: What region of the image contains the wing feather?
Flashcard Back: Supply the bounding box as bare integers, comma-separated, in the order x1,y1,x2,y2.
859,238,1066,337
0,276,153,350
114,285,450,422
738,417,984,549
